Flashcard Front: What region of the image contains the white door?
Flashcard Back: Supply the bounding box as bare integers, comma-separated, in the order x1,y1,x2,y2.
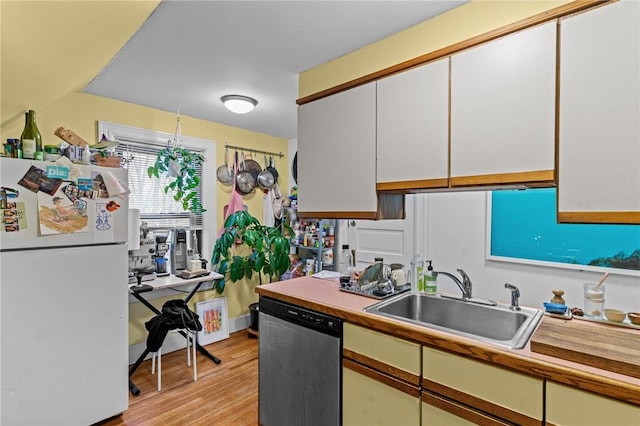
346,195,422,269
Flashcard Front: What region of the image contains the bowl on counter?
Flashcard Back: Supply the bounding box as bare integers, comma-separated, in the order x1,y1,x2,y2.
604,309,626,322
627,312,640,325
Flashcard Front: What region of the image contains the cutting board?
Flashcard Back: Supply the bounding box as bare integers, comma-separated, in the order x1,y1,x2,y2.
530,316,640,379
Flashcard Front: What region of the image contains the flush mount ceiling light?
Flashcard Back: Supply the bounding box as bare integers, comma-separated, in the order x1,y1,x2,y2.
220,94,258,114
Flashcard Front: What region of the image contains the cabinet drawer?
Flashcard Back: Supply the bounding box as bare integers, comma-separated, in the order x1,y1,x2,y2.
343,365,420,426
423,346,542,424
422,392,510,426
546,381,640,426
343,323,421,382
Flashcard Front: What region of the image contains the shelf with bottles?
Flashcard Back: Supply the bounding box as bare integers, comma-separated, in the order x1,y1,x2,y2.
281,206,337,273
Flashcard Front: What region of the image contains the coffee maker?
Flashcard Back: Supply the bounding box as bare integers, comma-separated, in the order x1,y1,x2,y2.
154,233,170,277
128,222,157,283
170,228,188,274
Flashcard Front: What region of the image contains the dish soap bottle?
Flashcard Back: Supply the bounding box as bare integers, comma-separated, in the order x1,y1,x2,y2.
424,260,437,295
409,254,424,293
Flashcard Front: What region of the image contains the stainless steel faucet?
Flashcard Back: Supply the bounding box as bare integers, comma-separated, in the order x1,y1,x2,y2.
434,269,473,300
504,283,521,311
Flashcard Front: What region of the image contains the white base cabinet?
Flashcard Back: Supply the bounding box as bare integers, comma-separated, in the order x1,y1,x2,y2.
422,346,543,425
422,393,511,426
343,366,421,426
546,381,640,426
341,324,638,425
342,324,421,426
558,0,640,223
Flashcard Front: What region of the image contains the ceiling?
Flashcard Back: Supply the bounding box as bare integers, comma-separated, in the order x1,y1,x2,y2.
83,1,468,140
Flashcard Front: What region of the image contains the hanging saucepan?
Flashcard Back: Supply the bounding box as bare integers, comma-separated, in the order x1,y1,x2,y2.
266,156,279,183
257,155,275,190
216,147,234,186
243,152,262,183
236,152,256,195
292,151,298,184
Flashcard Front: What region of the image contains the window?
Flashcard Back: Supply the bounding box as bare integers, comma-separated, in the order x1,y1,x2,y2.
98,121,216,257
487,188,640,276
116,140,204,230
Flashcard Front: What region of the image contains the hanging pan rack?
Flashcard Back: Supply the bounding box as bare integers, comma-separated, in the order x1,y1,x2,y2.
224,143,284,158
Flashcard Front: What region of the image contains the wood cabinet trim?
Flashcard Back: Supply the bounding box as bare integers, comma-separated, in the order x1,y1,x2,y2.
557,211,640,224
422,392,512,426
343,358,421,398
296,211,377,220
343,348,420,386
449,170,556,187
297,0,608,105
376,178,449,192
422,378,540,426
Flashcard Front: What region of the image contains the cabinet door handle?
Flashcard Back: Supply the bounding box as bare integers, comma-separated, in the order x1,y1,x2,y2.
350,220,356,227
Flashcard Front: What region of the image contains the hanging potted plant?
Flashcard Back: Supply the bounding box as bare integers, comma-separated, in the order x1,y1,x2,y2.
146,115,206,213
147,146,205,212
211,210,291,333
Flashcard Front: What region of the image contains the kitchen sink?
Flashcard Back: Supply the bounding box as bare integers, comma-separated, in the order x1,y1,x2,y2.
364,293,543,349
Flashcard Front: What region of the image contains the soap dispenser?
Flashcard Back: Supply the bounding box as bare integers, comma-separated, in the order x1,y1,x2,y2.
425,260,437,295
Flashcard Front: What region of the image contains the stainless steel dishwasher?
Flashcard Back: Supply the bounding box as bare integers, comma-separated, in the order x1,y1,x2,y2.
259,296,343,426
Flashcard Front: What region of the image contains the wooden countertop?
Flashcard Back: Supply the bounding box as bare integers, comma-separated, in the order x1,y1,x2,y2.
256,276,640,406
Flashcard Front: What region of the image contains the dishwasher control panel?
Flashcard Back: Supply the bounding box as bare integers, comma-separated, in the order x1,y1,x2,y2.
260,296,343,337
297,310,340,332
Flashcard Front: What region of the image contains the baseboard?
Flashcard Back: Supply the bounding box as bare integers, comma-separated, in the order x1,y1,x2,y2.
129,313,251,364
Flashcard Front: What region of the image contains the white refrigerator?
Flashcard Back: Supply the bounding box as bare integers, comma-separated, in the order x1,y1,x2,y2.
0,157,129,426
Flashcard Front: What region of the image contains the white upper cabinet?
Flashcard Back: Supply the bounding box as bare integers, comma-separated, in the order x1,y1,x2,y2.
377,58,449,190
297,83,378,218
450,21,556,187
558,0,640,224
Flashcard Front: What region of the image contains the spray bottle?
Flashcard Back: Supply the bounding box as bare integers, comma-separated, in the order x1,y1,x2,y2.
409,254,424,293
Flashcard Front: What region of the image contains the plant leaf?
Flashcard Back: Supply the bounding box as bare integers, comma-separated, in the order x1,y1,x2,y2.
214,279,225,294
229,255,246,281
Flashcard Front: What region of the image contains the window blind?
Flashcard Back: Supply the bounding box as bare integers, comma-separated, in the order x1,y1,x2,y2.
115,140,204,230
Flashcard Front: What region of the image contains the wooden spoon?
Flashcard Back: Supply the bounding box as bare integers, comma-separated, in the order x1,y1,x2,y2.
594,272,610,290
585,272,610,300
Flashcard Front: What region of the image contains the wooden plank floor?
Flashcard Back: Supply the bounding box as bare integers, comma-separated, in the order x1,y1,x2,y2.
100,331,258,426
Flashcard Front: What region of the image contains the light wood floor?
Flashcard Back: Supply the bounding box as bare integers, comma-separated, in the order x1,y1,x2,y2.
100,330,259,426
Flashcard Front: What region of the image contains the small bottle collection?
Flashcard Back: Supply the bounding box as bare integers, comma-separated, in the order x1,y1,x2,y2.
289,219,335,249
282,212,337,277
3,110,119,167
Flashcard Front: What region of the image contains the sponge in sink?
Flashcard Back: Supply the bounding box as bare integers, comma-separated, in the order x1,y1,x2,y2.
543,302,568,314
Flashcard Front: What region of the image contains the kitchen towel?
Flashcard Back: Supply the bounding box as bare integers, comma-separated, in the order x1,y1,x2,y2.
263,188,275,227
218,161,244,238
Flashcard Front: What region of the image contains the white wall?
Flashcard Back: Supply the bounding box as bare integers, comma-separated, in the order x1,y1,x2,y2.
423,192,640,313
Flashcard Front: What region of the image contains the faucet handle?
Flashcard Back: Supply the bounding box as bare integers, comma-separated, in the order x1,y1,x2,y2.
456,269,473,299
457,268,472,285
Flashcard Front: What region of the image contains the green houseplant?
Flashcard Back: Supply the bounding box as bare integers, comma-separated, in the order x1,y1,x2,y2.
147,145,205,213
211,210,291,295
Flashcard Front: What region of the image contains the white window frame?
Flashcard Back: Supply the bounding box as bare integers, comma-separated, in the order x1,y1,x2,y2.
98,121,217,259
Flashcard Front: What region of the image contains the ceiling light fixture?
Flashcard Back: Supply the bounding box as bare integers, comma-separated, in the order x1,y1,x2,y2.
220,94,258,114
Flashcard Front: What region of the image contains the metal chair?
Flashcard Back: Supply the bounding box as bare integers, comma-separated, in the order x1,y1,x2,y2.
150,328,197,391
